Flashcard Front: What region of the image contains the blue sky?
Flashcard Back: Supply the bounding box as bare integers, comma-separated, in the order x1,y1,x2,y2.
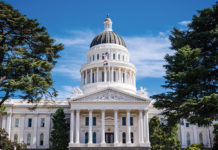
4,0,217,99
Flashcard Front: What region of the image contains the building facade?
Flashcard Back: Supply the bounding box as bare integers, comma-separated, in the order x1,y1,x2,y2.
0,16,214,149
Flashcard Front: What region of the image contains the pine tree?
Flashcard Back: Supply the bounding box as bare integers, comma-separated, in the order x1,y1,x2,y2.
152,2,218,126
50,107,69,150
0,2,64,106
149,116,180,150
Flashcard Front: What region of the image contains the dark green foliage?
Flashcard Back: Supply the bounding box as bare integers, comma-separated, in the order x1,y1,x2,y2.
185,144,207,150
213,123,218,150
0,1,64,105
149,116,180,150
50,107,69,150
152,2,218,126
0,128,26,150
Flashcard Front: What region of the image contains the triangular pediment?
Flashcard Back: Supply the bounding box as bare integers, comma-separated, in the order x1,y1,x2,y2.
71,87,148,102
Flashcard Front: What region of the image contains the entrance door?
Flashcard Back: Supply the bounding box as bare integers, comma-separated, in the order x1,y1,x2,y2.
105,133,114,143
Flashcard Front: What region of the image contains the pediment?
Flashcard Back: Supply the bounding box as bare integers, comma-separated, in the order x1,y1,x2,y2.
71,88,148,102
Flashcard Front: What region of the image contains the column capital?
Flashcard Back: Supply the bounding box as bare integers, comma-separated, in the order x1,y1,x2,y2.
101,109,106,112
88,109,93,112
113,109,119,111
144,109,148,112
126,109,131,112
76,109,80,113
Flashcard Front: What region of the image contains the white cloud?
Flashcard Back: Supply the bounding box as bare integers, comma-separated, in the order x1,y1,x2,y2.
124,36,171,78
179,20,191,26
53,30,172,80
56,85,74,99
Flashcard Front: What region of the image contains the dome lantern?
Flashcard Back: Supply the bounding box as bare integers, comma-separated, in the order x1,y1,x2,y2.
104,14,112,31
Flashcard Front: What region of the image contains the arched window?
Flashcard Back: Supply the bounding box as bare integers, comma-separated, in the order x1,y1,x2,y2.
131,132,134,143
27,133,31,146
85,132,88,143
187,132,190,146
122,132,126,143
93,132,96,143
40,133,44,146
14,134,18,142
102,71,104,82
113,53,116,60
199,133,203,144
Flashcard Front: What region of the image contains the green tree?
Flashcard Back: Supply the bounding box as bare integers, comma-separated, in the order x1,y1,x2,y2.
50,107,69,150
185,144,207,150
0,128,26,150
152,2,218,126
149,116,180,150
0,1,64,106
213,123,218,150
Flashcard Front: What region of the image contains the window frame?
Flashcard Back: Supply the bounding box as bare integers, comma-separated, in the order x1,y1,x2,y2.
93,117,96,126
15,118,19,128
85,117,89,126
28,118,32,128
40,118,45,128
122,132,126,144
122,117,126,126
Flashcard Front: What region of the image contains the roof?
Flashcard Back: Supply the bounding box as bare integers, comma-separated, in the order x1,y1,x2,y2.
90,31,126,48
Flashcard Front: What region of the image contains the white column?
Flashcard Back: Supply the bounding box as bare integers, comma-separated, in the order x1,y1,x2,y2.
85,70,87,84
2,115,6,129
90,69,93,83
88,110,93,144
111,67,114,82
7,113,12,139
33,114,38,148
193,126,198,144
139,110,144,144
104,67,106,82
114,110,119,145
118,68,121,82
101,110,105,145
180,124,185,148
76,110,80,144
125,69,127,84
97,67,99,82
126,110,131,145
144,110,150,145
70,111,74,144
20,115,25,143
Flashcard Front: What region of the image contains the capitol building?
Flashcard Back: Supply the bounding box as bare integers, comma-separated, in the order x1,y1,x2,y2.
0,16,214,150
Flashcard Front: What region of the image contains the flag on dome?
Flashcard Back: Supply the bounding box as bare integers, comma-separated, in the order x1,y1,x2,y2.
103,60,108,66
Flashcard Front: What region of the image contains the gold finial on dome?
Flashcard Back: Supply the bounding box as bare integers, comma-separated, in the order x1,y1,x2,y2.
105,13,112,22
104,14,112,31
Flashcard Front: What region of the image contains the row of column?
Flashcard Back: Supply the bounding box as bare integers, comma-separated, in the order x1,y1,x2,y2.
69,109,149,145
81,67,136,86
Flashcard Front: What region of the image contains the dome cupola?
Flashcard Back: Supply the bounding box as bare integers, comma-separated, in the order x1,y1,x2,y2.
90,15,126,48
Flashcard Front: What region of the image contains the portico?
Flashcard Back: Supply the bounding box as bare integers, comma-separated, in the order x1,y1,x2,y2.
68,88,150,148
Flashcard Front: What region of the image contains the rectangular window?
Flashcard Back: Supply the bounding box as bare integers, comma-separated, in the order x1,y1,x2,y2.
122,117,126,126
28,118,32,127
102,71,104,82
113,71,116,82
118,54,120,60
93,117,96,126
40,118,45,127
102,53,104,60
93,55,95,61
15,118,19,128
113,53,116,60
123,56,124,61
97,54,99,60
85,117,89,126
186,123,189,127
130,117,133,126
90,56,91,62
92,73,95,83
